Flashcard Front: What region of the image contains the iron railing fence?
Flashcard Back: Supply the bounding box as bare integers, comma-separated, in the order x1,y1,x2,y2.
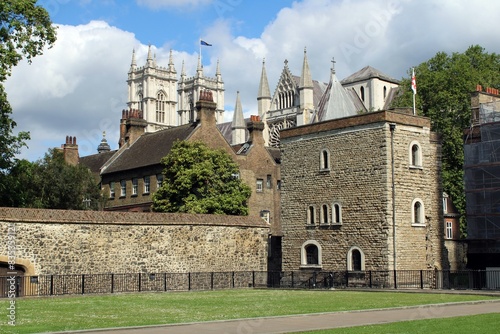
1,270,499,298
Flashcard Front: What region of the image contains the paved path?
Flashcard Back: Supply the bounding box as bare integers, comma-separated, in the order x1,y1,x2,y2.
62,299,500,334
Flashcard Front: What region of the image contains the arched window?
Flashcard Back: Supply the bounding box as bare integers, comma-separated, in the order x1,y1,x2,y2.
301,240,322,267
321,204,329,224
138,93,144,111
347,246,365,271
320,149,330,171
156,91,166,123
332,202,342,224
383,86,387,99
307,206,316,225
409,141,422,168
360,86,365,102
412,198,425,225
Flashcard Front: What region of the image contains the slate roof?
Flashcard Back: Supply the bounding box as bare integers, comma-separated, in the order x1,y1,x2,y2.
101,123,198,175
80,150,117,174
217,119,249,144
341,66,400,85
316,72,359,122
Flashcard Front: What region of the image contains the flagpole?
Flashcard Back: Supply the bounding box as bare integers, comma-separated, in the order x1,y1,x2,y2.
199,38,202,65
413,88,416,115
411,68,416,115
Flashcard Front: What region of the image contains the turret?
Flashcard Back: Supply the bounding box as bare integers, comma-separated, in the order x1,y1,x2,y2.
299,48,314,125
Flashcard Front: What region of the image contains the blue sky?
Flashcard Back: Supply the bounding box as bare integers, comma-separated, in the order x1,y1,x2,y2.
6,0,500,161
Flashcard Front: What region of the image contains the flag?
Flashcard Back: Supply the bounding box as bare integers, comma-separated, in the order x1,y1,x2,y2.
411,68,417,95
200,40,212,46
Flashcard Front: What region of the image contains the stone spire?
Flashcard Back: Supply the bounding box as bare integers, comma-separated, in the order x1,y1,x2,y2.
180,60,186,81
196,54,203,77
257,59,272,147
299,47,314,125
258,58,271,101
168,49,175,72
146,44,153,67
129,49,137,72
231,91,246,145
216,58,222,82
299,47,313,89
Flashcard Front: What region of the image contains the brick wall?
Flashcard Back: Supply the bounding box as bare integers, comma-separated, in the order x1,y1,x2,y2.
0,208,269,275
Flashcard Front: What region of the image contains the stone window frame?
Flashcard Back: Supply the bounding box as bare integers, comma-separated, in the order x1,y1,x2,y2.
347,246,365,271
332,202,342,225
260,210,270,224
409,140,423,169
307,205,316,225
120,180,126,198
320,204,330,225
300,240,322,269
156,90,166,123
320,149,331,172
143,176,151,194
411,198,426,227
109,181,115,199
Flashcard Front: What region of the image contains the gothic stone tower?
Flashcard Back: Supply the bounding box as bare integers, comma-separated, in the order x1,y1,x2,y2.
127,47,178,132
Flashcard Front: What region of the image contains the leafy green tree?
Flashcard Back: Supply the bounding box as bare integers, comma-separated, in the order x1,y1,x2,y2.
152,141,251,215
1,149,101,210
391,45,500,236
0,0,57,187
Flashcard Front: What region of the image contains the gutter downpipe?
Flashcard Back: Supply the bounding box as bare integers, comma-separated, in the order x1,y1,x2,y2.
390,123,397,271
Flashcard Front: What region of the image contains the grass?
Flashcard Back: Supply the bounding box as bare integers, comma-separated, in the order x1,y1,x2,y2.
0,289,498,333
298,313,500,333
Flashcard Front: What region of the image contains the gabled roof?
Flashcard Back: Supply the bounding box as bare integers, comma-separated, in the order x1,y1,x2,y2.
341,66,400,85
101,123,198,175
80,150,117,174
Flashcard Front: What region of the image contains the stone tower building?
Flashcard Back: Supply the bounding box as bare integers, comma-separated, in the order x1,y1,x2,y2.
126,47,224,133
279,110,445,271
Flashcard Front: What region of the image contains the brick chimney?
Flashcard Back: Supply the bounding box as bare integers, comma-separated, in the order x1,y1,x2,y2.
63,136,79,166
118,109,147,148
247,115,265,146
196,90,217,127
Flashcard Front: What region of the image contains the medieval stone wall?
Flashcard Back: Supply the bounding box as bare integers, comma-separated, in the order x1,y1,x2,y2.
0,208,269,275
280,111,445,271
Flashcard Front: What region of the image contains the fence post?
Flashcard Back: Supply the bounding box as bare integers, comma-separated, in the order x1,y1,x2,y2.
81,274,85,295
138,273,141,292
211,272,214,290
291,271,294,288
393,270,397,289
345,271,349,288
111,274,114,293
232,271,235,288
252,271,255,288
188,272,191,291
50,275,54,296
369,271,372,288
420,270,424,289
164,273,167,292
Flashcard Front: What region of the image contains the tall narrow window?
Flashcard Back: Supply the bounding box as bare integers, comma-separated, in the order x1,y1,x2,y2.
109,182,115,199
446,221,453,239
352,249,362,271
120,180,126,197
144,176,150,194
321,204,329,224
383,86,387,99
332,203,342,224
320,149,330,171
156,174,164,189
132,178,138,196
308,206,315,225
347,247,365,271
360,86,365,102
266,175,272,188
412,199,425,225
156,92,166,123
409,141,422,168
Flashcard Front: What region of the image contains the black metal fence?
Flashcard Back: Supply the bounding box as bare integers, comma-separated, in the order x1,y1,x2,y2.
1,270,499,298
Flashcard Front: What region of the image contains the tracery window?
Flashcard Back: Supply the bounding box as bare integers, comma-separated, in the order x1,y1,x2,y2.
156,91,166,123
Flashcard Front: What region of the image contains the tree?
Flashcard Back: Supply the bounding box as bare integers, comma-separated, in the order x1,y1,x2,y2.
0,1,57,175
391,45,500,236
152,141,251,215
0,149,101,210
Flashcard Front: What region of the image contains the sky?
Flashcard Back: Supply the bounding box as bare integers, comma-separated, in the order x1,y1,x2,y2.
5,0,500,161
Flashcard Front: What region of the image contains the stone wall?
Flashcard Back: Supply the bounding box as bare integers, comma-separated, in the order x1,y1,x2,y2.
0,208,269,275
280,111,445,271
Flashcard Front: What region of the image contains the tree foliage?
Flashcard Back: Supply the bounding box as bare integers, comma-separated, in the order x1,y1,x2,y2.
0,149,101,210
391,45,500,236
0,0,57,174
152,141,251,215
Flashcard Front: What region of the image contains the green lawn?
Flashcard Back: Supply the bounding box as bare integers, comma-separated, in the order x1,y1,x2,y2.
299,313,500,333
0,289,498,333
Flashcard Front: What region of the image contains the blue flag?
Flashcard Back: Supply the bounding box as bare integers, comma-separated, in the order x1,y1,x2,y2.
200,40,212,46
